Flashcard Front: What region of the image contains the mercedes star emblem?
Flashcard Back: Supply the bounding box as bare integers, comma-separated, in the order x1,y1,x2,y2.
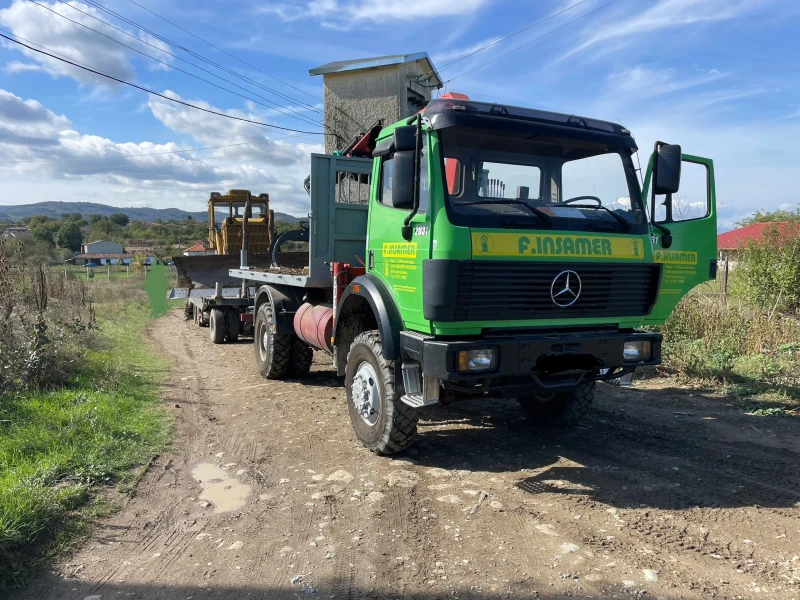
550,270,582,307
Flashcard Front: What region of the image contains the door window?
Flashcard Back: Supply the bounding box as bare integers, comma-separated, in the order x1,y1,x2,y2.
653,159,710,223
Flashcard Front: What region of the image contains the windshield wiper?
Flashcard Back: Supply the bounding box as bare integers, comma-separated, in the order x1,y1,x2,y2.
457,199,553,228
566,204,631,232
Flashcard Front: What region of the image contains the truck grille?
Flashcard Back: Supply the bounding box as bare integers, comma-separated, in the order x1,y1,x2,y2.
453,261,661,321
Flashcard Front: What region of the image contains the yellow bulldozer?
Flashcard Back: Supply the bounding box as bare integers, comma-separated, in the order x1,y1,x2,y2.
207,189,273,255
173,189,275,289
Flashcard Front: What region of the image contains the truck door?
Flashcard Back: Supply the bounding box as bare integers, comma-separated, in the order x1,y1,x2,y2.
644,153,717,323
366,134,432,330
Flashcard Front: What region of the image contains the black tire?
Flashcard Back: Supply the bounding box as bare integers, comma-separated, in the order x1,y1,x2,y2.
345,331,418,455
209,308,226,344
517,381,595,426
195,305,209,327
288,338,313,377
225,310,240,343
183,302,193,320
254,303,291,379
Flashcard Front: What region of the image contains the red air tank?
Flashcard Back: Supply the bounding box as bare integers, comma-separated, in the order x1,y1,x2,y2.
293,303,334,352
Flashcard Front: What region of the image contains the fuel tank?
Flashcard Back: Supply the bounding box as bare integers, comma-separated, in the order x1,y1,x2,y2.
293,302,334,352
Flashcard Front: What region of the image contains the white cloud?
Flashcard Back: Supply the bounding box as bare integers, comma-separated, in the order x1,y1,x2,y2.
261,0,491,27
561,0,778,62
0,88,322,215
0,0,174,86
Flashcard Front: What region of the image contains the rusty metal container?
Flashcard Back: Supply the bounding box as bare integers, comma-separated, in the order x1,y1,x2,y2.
293,302,334,351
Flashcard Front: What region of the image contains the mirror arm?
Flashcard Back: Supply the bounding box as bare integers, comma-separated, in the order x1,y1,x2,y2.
402,114,423,241
649,140,673,248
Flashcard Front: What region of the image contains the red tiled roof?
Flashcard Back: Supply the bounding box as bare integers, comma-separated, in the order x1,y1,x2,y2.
717,221,798,250
183,243,207,253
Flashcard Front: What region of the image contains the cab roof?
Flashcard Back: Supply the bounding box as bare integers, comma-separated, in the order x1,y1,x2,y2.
421,98,637,150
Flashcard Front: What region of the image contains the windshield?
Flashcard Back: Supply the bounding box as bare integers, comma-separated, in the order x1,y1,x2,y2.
439,128,645,233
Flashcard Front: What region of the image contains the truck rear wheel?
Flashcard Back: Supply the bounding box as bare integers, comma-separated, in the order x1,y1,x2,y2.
345,331,418,455
517,381,595,426
288,339,313,377
254,303,291,379
225,310,240,343
209,308,226,344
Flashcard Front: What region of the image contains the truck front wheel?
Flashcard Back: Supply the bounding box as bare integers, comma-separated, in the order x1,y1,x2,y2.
517,381,595,426
254,303,291,379
345,331,418,455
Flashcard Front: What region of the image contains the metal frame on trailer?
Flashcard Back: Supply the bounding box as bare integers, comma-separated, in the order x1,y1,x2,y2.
229,154,372,287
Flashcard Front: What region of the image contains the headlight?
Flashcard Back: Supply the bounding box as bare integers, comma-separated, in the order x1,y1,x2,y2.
458,348,497,372
623,340,652,362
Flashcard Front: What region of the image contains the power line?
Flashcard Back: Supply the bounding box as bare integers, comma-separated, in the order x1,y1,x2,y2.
437,0,571,71
81,0,322,114
119,0,320,104
0,32,328,135
446,0,619,83
34,0,325,129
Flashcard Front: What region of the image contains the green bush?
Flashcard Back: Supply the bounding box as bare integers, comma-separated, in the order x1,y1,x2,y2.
735,222,800,315
656,291,800,392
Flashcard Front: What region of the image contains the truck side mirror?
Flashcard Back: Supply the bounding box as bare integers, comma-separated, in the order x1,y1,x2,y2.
654,143,682,195
393,126,417,152
389,151,415,210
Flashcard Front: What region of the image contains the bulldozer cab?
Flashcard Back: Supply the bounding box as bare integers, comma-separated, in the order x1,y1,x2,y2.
207,190,273,255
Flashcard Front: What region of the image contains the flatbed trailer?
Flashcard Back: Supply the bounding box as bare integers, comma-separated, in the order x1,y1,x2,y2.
170,285,256,343
225,97,717,455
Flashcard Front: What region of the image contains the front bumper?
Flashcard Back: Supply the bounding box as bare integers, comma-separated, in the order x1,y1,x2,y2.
400,329,662,397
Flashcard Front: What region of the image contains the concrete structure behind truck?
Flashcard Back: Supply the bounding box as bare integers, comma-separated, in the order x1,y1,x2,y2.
310,52,442,154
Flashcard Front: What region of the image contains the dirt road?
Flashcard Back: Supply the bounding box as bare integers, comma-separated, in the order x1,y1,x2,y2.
16,311,800,599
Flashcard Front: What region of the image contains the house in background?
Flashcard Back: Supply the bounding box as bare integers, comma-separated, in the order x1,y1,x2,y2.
82,240,124,254
1,227,31,239
717,221,798,268
182,242,213,256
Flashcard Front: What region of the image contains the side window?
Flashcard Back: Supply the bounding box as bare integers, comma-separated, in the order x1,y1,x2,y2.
378,135,429,213
445,158,462,196
654,160,709,223
380,156,394,207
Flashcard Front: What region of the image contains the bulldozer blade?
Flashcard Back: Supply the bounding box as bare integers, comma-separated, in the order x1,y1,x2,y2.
172,254,270,288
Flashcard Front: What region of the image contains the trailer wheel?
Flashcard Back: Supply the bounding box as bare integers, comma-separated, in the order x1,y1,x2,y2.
183,302,193,320
194,305,209,327
517,381,595,426
209,309,226,344
345,331,418,455
225,310,240,343
288,338,313,377
254,303,291,379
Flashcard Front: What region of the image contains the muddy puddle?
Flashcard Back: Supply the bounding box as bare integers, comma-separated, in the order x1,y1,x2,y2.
191,462,251,513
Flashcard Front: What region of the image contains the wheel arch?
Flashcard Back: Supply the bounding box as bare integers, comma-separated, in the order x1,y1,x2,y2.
253,284,304,334
334,274,403,375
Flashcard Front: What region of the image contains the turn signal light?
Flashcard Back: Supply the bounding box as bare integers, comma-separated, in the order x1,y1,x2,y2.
457,348,497,372
623,340,652,362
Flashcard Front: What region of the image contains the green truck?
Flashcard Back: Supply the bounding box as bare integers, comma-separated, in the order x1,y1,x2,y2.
227,96,717,454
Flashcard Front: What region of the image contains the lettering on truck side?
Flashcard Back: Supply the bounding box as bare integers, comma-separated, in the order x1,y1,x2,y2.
471,232,643,259
382,242,418,259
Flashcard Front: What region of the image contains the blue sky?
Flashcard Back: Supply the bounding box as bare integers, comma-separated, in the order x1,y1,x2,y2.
0,0,798,229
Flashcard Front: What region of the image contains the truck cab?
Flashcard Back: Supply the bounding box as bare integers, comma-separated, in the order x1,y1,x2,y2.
334,97,715,449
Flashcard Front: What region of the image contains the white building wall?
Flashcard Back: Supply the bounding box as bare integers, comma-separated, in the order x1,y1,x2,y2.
83,241,124,254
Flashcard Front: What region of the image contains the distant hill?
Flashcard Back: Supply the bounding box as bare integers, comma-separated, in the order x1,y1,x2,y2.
0,201,301,224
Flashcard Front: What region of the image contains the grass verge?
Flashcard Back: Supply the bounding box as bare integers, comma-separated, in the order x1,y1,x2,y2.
0,303,172,591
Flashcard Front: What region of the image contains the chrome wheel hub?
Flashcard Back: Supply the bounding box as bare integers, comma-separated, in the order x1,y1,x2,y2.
259,325,269,361
351,362,381,426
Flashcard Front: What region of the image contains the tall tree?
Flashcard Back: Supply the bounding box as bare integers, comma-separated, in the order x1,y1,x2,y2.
57,221,83,252
109,213,129,226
